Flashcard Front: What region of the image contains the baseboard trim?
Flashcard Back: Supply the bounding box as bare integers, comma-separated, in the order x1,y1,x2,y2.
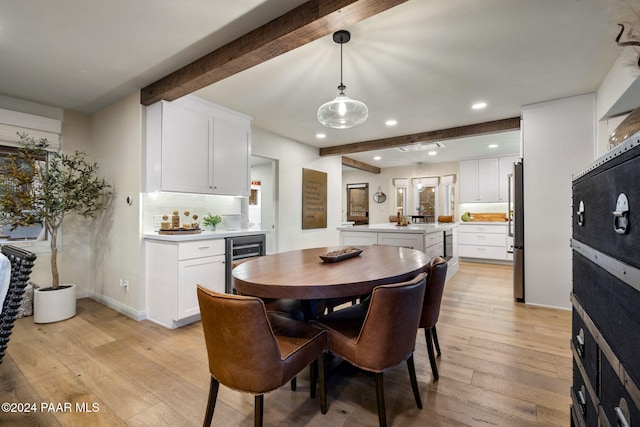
88,291,147,321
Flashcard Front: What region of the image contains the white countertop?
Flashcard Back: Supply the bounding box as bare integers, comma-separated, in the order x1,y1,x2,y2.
337,222,456,234
143,228,270,242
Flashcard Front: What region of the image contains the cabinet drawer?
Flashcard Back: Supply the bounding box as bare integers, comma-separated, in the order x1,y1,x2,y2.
458,224,506,234
458,233,505,247
600,355,640,427
573,252,640,383
178,239,225,260
424,232,443,247
571,362,598,427
340,231,378,246
458,245,506,260
572,309,598,389
572,145,640,269
377,233,422,250
424,243,443,260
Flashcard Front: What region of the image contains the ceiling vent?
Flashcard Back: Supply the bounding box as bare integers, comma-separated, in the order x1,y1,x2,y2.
395,141,446,153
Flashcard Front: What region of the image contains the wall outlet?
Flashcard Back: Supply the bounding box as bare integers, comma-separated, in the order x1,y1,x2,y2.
153,215,163,230
119,278,129,291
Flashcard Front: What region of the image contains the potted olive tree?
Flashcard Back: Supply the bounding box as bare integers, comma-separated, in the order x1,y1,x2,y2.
0,133,112,323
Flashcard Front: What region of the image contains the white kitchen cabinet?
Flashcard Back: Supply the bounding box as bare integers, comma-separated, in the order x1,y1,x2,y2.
159,101,213,194
146,96,251,195
340,231,378,246
377,232,424,250
457,223,508,261
460,156,520,203
212,118,251,195
146,239,226,328
459,158,499,202
339,228,448,255
459,159,479,203
423,231,443,260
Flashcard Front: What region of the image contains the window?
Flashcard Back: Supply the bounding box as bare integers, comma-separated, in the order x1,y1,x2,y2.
392,178,408,216
0,145,47,242
414,185,438,222
346,183,369,225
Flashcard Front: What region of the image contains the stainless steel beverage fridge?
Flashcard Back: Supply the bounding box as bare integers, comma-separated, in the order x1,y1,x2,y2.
509,160,524,302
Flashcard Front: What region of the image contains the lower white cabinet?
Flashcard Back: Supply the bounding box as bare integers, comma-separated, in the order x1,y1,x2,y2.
340,229,447,256
339,231,378,246
424,232,444,260
377,233,423,250
458,223,508,261
146,239,226,328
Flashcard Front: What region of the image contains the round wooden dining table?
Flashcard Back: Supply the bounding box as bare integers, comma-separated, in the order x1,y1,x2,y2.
232,245,431,301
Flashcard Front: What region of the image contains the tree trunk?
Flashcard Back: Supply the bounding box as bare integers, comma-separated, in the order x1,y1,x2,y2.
50,226,59,289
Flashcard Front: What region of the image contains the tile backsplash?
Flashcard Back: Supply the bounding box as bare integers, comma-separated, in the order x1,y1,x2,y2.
142,192,244,233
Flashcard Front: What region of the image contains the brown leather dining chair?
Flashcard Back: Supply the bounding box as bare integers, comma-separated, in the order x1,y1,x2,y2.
420,256,448,380
311,272,427,427
196,285,328,427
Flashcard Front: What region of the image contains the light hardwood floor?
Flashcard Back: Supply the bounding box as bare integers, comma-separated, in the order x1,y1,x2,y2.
0,261,572,426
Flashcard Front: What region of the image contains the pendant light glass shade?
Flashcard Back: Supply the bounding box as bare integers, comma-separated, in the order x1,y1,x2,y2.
415,162,424,192
317,91,368,129
317,30,368,129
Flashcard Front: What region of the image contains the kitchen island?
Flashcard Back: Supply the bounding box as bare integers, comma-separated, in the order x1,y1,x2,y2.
337,222,458,279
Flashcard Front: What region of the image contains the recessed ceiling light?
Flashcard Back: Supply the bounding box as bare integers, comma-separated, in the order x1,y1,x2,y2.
428,151,437,156
472,102,487,110
316,133,326,139
488,144,498,148
373,156,381,160
385,119,398,126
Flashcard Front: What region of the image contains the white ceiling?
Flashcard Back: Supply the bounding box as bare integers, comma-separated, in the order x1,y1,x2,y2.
0,0,633,168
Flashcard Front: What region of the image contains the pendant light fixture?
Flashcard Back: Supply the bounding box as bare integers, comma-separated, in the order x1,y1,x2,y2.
317,30,368,129
416,162,425,192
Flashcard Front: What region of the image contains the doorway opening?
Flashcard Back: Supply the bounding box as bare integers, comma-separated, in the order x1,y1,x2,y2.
250,155,278,253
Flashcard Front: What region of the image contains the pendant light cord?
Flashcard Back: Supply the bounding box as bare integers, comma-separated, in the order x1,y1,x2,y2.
338,35,345,93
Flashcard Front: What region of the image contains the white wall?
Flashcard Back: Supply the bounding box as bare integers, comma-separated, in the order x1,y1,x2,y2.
522,93,596,309
251,127,342,251
342,162,460,224
88,93,145,318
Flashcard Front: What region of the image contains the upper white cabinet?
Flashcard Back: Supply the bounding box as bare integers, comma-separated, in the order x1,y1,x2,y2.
146,96,251,195
460,158,498,202
460,155,518,203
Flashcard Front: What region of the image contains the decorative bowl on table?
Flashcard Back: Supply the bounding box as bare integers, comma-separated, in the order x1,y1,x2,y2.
319,247,363,263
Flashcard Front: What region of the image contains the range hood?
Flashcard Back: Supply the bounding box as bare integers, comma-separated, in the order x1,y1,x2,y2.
395,141,446,152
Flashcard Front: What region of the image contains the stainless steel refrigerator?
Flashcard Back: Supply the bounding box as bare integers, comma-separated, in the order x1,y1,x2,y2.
509,160,524,302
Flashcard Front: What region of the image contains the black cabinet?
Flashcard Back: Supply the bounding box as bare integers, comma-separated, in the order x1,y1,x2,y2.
571,134,640,427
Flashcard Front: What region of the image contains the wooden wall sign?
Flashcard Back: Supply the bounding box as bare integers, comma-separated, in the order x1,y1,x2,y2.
302,168,327,229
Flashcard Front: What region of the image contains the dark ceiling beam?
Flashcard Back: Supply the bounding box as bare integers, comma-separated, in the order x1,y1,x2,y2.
320,117,522,156
140,0,408,106
342,156,381,174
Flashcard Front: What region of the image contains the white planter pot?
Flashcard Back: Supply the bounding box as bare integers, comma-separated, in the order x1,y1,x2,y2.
33,283,77,323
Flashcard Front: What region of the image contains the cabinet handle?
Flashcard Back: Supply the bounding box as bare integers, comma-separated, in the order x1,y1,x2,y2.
577,200,585,227
613,193,629,235
614,398,631,427
198,246,210,250
575,330,585,358
577,387,587,416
